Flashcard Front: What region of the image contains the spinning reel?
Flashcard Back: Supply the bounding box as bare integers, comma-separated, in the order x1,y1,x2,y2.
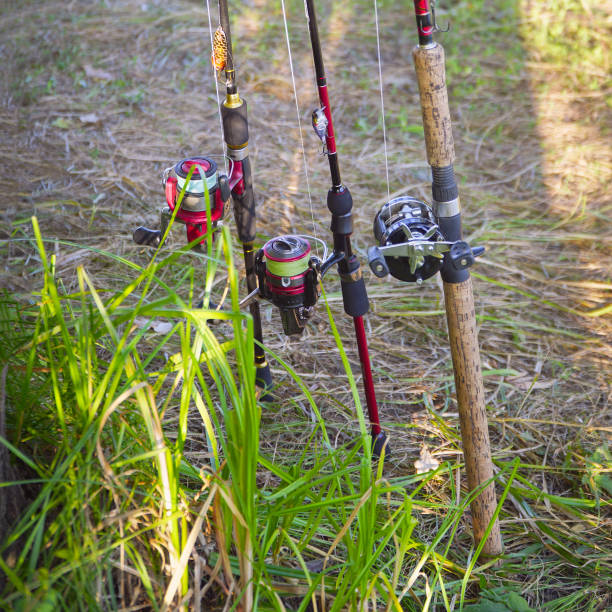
242,232,356,337
133,156,231,248
254,235,321,336
368,196,483,283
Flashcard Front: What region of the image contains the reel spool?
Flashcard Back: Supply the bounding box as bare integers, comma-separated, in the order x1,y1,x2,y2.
368,196,447,283
255,235,320,336
163,156,231,244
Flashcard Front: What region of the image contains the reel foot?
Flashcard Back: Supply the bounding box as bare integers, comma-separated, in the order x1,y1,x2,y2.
133,226,162,247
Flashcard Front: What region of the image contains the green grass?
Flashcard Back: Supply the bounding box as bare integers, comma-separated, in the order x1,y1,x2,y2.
0,219,467,610
3,215,607,609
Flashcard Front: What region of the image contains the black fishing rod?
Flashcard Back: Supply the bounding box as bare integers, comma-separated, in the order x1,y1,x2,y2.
213,0,273,397
132,0,272,398
304,0,386,456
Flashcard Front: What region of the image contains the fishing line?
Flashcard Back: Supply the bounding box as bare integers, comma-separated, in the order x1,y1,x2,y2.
205,0,228,175
373,0,390,200
280,0,320,257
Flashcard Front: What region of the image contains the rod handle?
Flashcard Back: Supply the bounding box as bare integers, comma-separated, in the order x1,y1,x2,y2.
443,278,503,557
412,43,455,168
232,156,256,244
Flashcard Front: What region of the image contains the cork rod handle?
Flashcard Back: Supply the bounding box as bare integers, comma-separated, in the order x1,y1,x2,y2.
413,38,503,558
412,44,454,168
444,279,503,556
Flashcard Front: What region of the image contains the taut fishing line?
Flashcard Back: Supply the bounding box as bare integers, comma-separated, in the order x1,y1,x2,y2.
373,0,390,200
280,0,321,257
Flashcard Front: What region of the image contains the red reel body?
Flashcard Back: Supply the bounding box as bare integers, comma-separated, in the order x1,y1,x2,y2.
164,156,234,244
256,235,320,336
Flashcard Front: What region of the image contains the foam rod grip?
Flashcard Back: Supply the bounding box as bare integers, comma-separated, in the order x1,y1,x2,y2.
443,277,503,557
412,43,455,168
232,157,256,244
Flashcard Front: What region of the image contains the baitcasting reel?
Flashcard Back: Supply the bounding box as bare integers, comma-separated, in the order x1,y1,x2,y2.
133,155,231,248
254,235,321,336
368,195,483,283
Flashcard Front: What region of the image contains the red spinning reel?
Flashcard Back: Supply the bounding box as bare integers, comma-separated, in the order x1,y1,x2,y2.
133,155,246,248
163,157,231,244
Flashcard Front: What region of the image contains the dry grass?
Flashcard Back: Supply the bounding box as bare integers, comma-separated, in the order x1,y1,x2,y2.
0,0,610,608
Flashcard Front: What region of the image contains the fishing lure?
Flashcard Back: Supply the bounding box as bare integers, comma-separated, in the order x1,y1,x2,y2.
311,107,328,153
211,25,227,73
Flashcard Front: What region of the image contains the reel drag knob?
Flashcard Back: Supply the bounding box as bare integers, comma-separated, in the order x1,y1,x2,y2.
261,235,319,336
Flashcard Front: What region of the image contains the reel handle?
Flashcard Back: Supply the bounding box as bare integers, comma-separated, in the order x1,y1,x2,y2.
133,226,162,247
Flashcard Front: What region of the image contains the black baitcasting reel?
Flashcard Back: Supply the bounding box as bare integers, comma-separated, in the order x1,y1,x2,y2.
368,195,483,283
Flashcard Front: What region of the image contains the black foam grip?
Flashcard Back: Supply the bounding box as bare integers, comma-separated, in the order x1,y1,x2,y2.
327,186,353,215
222,101,249,148
330,212,353,235
232,157,256,243
341,275,369,317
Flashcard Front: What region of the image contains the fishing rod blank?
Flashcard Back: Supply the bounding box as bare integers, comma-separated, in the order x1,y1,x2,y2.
215,0,273,397
305,0,386,456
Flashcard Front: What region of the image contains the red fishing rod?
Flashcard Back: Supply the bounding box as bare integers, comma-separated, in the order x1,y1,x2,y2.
304,0,386,456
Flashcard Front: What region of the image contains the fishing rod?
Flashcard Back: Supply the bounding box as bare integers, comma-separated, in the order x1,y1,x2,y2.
133,0,273,399
304,0,386,456
367,1,503,557
213,0,273,397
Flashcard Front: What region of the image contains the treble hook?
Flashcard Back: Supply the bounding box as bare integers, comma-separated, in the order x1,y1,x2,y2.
431,0,450,33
